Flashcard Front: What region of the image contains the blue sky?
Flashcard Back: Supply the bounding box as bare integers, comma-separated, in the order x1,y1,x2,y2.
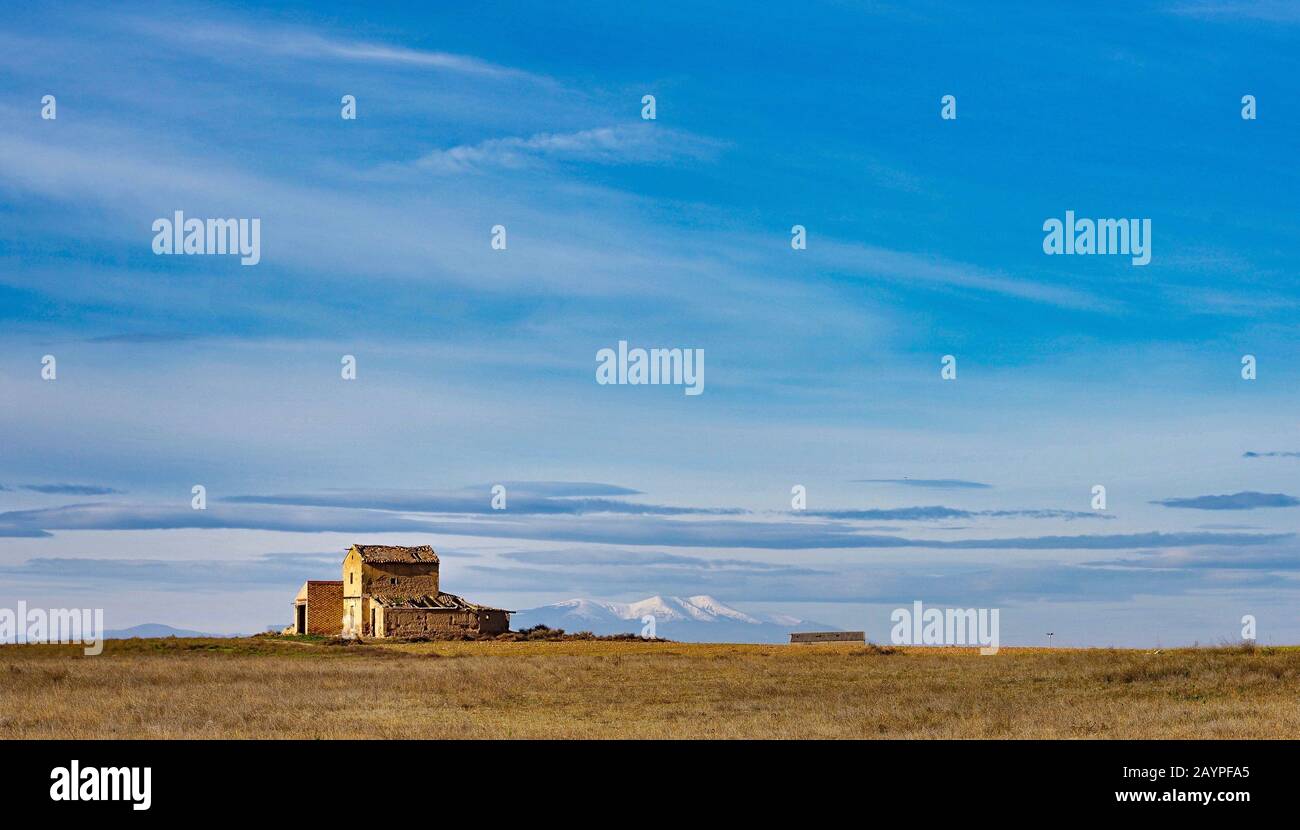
1,1,1297,644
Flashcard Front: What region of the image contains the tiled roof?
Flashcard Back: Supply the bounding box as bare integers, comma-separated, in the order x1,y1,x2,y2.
350,544,438,564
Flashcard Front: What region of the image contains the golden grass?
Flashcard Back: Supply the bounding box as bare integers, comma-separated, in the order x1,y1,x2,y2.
2,637,1297,739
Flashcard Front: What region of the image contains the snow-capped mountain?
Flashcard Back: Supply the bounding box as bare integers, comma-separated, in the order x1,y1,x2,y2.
512,595,837,643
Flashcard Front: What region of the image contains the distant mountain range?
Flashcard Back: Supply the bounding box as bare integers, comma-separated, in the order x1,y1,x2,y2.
512,595,837,643
101,598,834,644
103,623,228,639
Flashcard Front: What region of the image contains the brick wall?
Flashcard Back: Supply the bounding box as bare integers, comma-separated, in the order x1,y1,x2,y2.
305,582,343,635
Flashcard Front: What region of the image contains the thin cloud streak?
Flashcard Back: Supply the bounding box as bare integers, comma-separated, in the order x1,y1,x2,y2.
413,124,721,174
15,484,121,496
127,18,548,82
0,500,1288,551
1153,492,1300,510
854,479,993,489
808,507,1109,521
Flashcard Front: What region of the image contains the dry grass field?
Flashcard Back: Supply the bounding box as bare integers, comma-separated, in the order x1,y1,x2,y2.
2,637,1297,739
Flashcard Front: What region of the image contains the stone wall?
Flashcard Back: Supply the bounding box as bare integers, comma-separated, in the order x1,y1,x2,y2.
361,561,440,599
789,631,865,644
381,607,509,638
342,596,373,637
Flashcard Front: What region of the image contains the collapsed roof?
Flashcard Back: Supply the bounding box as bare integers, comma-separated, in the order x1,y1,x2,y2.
371,592,509,613
350,544,439,564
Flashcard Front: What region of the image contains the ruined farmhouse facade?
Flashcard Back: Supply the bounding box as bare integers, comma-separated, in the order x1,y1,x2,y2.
289,544,510,639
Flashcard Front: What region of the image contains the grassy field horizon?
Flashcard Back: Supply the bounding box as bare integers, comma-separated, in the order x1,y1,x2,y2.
3,637,1297,739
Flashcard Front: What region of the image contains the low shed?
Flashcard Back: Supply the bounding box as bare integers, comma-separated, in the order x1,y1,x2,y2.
291,580,343,635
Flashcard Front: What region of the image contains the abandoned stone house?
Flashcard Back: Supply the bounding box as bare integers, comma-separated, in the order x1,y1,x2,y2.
288,544,510,638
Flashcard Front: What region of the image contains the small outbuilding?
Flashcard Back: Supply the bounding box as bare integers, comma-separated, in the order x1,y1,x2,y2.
290,580,343,635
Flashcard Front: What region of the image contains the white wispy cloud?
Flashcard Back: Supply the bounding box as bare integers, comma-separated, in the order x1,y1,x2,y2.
413,124,721,174
127,18,546,82
793,237,1118,312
